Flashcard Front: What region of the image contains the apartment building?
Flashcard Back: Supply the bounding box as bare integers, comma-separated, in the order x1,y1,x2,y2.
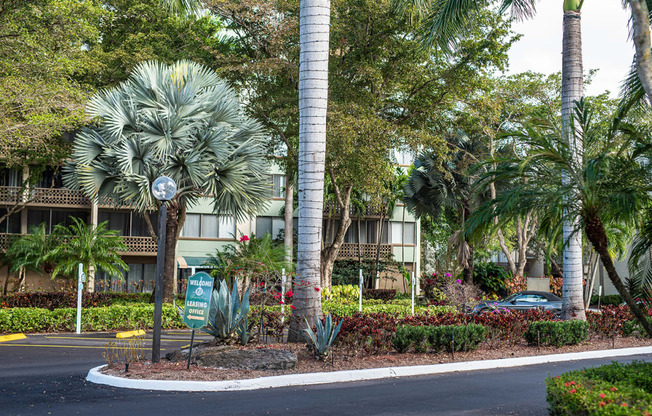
0,156,420,293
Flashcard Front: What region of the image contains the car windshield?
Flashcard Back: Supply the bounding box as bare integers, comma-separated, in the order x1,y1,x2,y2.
502,293,518,302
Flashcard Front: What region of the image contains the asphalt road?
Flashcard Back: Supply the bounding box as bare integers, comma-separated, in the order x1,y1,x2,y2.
0,332,650,416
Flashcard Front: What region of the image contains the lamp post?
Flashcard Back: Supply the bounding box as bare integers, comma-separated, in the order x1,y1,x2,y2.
151,176,177,363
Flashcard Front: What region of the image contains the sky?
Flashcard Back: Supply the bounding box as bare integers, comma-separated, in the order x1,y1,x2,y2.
507,0,633,97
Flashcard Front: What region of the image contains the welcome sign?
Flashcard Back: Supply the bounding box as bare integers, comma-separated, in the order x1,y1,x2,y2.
183,272,214,329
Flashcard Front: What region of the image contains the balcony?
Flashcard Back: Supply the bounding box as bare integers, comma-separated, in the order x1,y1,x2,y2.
0,233,157,255
0,187,90,208
336,243,392,260
323,201,388,217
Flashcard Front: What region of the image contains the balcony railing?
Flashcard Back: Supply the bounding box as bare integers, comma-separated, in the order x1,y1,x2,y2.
120,236,158,255
336,243,392,260
0,233,157,255
323,201,388,217
0,186,90,208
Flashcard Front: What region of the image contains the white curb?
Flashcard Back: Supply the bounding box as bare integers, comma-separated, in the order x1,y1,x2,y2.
86,346,652,392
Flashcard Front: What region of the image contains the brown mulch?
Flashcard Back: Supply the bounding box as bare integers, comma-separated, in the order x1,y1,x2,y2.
102,336,652,382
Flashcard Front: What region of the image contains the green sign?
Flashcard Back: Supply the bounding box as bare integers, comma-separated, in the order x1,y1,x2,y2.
183,272,214,329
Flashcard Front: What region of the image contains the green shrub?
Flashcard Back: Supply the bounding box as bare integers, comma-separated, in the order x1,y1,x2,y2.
392,324,486,353
472,262,510,297
323,301,454,317
590,294,623,307
622,318,652,338
546,361,652,415
0,305,183,333
322,285,359,304
525,321,589,347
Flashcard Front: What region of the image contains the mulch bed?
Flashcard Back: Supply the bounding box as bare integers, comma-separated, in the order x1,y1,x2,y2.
101,336,652,382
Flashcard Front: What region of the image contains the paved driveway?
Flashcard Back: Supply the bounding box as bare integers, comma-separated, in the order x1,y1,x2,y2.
0,331,650,416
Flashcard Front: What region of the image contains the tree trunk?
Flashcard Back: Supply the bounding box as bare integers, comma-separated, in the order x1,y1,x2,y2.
463,245,474,285
320,186,352,289
629,0,652,101
2,270,11,295
560,8,586,321
288,0,330,342
585,215,652,337
162,200,179,304
284,175,294,271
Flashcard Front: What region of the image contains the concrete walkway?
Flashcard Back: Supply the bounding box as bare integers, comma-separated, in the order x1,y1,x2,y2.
86,345,652,392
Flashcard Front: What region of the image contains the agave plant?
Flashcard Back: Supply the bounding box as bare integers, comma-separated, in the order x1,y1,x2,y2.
303,314,343,359
202,280,251,343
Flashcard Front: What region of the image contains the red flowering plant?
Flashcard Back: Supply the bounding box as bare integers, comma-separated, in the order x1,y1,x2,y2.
419,272,447,301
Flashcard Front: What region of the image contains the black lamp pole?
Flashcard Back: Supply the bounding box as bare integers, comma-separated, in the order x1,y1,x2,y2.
152,203,167,363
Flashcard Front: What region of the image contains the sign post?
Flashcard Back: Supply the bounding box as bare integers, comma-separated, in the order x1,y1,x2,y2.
358,269,363,313
76,263,85,334
411,271,415,316
281,268,286,324
183,272,214,369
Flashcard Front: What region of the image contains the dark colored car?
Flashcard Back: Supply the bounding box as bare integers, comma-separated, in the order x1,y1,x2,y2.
472,291,562,314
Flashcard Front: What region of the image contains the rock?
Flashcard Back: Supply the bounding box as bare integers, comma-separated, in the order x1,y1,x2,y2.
166,344,297,370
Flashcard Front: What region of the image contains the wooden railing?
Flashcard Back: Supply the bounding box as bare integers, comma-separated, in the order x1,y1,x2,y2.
336,243,392,260
323,201,388,217
120,236,157,255
0,186,90,207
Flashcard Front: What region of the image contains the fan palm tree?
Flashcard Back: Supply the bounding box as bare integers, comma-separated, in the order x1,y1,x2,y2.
404,133,487,284
64,60,270,302
49,218,128,291
393,0,587,320
467,100,652,335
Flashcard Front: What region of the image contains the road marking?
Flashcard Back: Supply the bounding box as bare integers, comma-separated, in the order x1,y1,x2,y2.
116,330,146,339
44,336,190,342
0,333,26,343
0,343,150,350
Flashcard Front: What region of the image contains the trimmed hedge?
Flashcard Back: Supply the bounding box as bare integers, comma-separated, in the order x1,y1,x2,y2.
323,300,454,316
0,304,183,333
1,291,151,310
590,294,623,307
393,324,486,353
525,320,589,347
363,289,396,301
547,361,652,415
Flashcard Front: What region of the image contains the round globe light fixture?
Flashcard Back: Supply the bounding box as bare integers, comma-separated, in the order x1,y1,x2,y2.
152,176,177,201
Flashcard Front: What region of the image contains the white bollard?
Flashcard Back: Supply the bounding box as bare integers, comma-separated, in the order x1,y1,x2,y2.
76,263,85,334
281,268,286,323
411,271,415,316
359,269,363,313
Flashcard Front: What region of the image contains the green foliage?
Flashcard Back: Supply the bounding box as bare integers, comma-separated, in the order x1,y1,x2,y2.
201,280,251,343
546,361,652,415
4,224,60,277
590,295,624,307
331,259,399,286
322,285,360,304
49,218,128,280
323,300,454,317
303,314,344,359
472,262,510,297
0,304,182,333
622,318,652,338
206,233,290,288
525,321,589,347
392,324,486,353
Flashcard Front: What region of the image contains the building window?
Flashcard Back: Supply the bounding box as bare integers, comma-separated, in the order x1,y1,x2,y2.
0,168,22,187
256,216,285,239
390,222,415,245
0,209,20,233
271,174,286,199
27,209,87,233
180,214,235,239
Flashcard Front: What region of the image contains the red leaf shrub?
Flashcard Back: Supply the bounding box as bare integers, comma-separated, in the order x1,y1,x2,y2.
587,306,634,337
362,289,396,301
1,291,150,310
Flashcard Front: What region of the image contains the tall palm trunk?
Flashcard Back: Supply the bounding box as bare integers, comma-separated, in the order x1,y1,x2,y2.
584,215,652,336
288,0,330,341
163,199,179,303
284,175,294,279
560,7,586,320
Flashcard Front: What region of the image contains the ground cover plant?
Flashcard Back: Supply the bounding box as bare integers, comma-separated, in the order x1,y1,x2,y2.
546,361,652,415
524,321,589,347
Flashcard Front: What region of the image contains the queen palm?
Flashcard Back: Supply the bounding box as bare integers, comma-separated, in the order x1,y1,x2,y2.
467,101,652,336
392,0,586,319
65,60,270,302
3,224,59,292
49,218,128,291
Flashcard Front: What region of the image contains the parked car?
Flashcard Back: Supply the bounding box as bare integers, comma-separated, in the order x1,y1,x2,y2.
471,291,562,314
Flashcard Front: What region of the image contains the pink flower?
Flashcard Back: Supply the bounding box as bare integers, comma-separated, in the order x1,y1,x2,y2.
314,287,320,292
445,273,452,278
456,279,461,284
240,235,250,242
286,291,293,297
610,387,618,392
569,389,576,394
599,402,606,407
290,305,296,310
599,393,606,399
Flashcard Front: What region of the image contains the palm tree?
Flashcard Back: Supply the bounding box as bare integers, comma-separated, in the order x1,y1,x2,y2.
64,60,270,302
467,100,652,336
3,224,59,292
392,0,587,319
49,218,128,291
404,133,486,284
287,0,331,341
